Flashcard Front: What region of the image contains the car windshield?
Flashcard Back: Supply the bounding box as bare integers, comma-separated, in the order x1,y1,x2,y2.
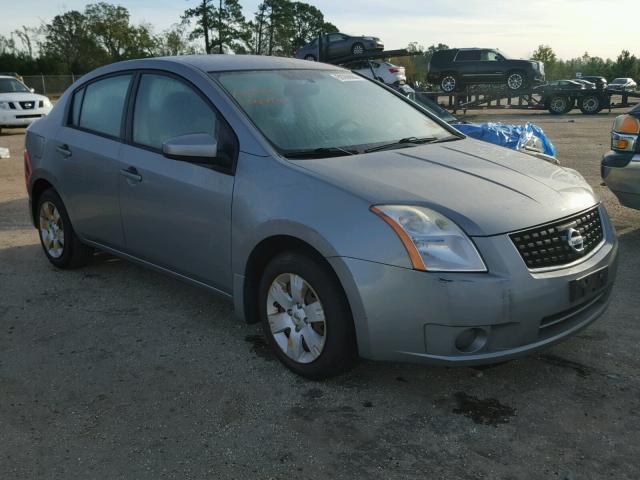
0,78,30,93
212,69,452,155
611,79,625,84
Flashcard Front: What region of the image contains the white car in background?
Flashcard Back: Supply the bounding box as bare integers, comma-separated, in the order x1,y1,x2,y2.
608,77,637,92
0,75,52,133
351,60,406,85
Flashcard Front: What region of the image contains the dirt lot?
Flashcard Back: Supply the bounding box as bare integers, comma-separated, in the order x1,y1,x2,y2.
1,109,639,479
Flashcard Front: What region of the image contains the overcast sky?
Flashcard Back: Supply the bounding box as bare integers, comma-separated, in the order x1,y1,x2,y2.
1,0,636,60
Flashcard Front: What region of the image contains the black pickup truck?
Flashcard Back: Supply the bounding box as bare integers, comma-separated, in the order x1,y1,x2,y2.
427,48,545,93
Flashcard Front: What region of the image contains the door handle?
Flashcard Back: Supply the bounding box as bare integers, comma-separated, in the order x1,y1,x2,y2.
120,166,142,183
56,144,71,157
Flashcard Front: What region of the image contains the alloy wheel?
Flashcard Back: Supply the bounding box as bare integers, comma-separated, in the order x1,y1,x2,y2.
266,273,327,364
352,44,364,55
581,96,599,113
441,76,456,92
507,73,524,90
550,96,568,113
39,200,64,258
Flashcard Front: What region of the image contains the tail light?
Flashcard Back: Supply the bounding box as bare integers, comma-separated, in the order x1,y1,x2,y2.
389,68,401,74
24,149,32,190
611,114,640,152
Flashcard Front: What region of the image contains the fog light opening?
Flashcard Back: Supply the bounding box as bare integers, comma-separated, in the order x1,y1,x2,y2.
455,328,487,353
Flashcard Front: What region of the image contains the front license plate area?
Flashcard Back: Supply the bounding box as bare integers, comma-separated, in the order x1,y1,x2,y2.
569,267,608,303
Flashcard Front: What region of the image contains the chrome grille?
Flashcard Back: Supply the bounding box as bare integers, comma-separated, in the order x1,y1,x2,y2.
510,207,604,270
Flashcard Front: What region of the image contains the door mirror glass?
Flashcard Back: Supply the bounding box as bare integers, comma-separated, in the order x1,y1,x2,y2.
162,133,218,162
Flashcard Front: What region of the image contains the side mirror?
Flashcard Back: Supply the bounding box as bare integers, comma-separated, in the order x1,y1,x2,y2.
162,133,218,163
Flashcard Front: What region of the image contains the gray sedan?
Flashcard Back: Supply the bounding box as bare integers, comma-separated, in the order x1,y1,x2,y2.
25,55,618,379
294,33,383,61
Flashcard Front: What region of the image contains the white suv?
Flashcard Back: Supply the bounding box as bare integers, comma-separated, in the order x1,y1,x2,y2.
0,76,52,133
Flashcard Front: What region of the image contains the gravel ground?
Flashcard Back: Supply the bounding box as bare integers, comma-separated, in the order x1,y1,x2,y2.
1,109,639,479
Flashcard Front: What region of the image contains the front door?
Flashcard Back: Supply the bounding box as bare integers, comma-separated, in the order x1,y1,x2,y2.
118,72,236,292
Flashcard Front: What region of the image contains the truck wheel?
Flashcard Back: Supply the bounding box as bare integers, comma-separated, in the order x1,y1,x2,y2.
548,95,571,114
506,71,527,90
441,75,457,93
579,95,601,114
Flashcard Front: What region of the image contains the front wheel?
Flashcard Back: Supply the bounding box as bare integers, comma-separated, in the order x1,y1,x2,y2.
259,252,357,379
36,189,91,269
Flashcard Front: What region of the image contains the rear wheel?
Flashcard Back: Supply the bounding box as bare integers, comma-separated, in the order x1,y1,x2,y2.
259,252,357,379
579,95,601,114
441,75,457,93
351,42,365,55
506,71,527,91
36,189,91,269
547,95,572,114
304,54,316,61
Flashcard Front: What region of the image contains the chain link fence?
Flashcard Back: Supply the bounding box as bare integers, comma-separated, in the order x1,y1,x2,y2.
21,75,83,98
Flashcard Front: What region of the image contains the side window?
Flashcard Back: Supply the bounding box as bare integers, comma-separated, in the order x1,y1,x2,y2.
455,50,481,62
132,74,216,151
481,50,500,61
78,74,132,138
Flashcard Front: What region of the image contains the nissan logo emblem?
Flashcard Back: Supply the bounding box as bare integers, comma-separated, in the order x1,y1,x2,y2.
566,228,585,253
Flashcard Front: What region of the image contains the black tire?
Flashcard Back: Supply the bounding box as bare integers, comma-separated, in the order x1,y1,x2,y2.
304,54,316,61
506,70,527,91
351,42,365,55
547,95,572,115
440,74,457,93
36,188,91,269
258,251,357,379
579,94,601,114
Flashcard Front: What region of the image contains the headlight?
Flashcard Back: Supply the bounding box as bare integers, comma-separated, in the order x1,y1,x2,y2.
0,101,10,110
42,98,52,108
371,205,487,272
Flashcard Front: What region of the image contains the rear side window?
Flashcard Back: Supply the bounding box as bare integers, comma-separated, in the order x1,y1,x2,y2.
77,74,132,138
132,74,216,151
455,50,481,62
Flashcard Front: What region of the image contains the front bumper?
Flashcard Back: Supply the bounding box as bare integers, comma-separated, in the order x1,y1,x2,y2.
602,151,640,209
0,108,49,127
329,204,618,365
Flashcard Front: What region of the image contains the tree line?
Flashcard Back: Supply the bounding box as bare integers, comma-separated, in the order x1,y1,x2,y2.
0,0,337,75
1,1,638,84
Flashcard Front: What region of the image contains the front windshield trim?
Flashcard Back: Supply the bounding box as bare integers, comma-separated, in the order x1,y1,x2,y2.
209,68,464,158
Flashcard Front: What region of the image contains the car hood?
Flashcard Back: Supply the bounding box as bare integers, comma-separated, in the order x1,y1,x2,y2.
289,138,597,236
0,92,48,102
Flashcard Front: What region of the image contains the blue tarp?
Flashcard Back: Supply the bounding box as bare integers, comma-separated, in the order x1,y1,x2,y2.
452,122,557,157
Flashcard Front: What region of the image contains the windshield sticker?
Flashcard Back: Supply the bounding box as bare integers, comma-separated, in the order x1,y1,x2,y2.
329,73,365,82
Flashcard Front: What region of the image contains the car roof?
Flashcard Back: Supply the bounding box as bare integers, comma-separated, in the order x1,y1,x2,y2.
157,54,343,72
0,75,17,79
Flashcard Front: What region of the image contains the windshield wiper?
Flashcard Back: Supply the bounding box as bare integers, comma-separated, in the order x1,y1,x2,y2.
430,135,463,144
364,136,437,153
282,146,359,159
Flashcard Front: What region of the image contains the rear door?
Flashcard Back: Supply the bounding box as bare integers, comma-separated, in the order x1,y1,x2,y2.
454,50,482,82
117,72,237,292
53,73,133,248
